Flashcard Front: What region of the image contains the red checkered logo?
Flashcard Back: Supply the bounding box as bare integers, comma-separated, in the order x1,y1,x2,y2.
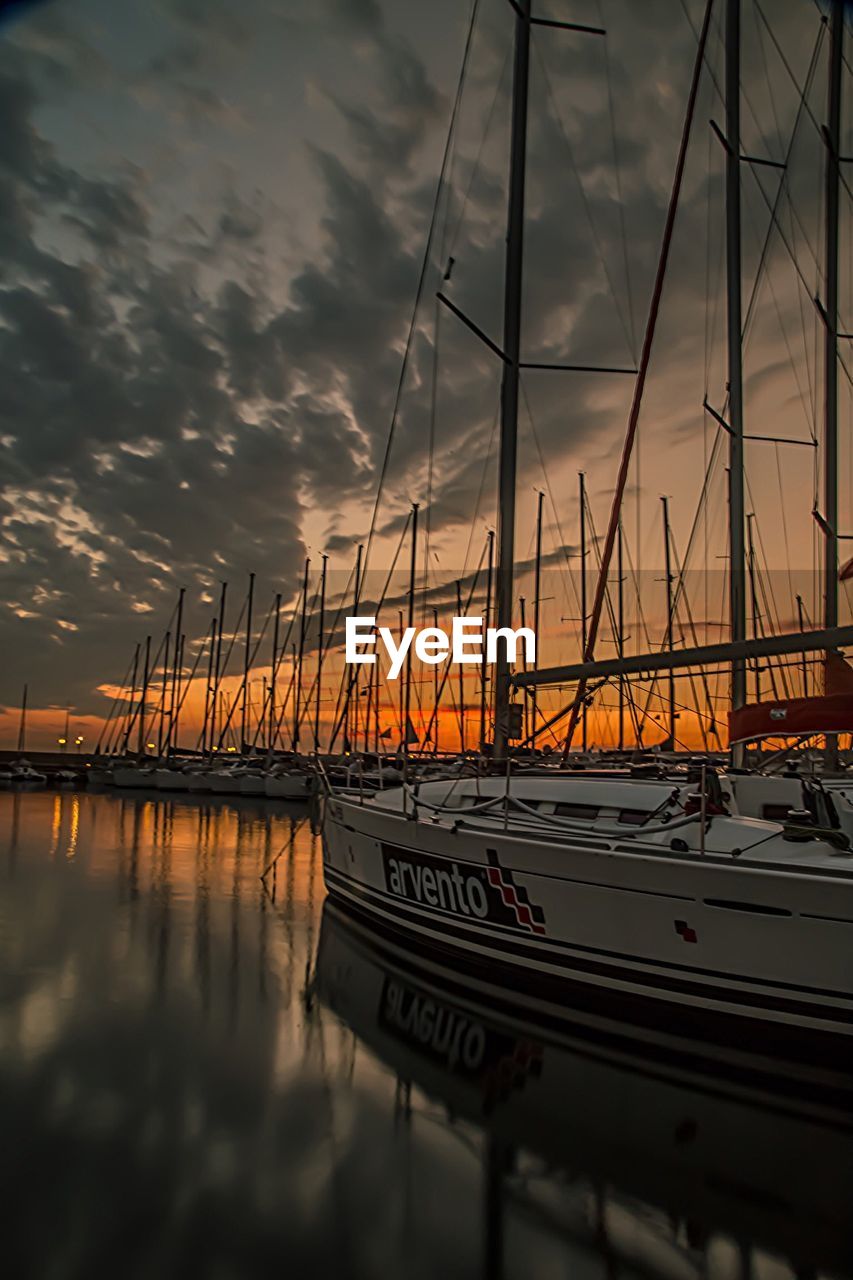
486,862,546,935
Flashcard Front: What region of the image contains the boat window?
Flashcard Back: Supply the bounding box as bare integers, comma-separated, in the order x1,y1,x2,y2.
617,808,649,825
554,802,599,820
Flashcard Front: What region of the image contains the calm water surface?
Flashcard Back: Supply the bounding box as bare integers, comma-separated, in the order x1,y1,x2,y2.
1,788,850,1280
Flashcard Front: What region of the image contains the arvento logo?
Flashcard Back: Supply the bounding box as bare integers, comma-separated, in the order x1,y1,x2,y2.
345,615,535,680
380,844,547,936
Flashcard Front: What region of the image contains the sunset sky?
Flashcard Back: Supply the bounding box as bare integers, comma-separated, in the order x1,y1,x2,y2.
1,0,850,751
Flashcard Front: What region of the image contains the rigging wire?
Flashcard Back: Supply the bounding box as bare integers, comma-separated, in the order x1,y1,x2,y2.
361,0,482,584
532,36,636,364
597,0,638,361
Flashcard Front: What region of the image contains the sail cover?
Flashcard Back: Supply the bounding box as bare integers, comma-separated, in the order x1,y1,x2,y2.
728,652,853,742
728,693,853,743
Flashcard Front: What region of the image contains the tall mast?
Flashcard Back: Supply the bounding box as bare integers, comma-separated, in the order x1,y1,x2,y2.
617,519,625,751
824,0,843,630
725,0,747,755
796,594,809,695
315,555,327,755
532,491,543,747
558,0,715,757
823,0,843,768
137,635,151,756
519,595,529,740
158,630,171,755
661,496,676,749
173,633,185,752
168,587,185,754
343,545,362,752
747,513,761,703
202,618,216,756
404,503,419,758
456,580,466,753
433,605,441,753
293,558,309,753
268,593,279,752
493,0,531,761
480,529,495,753
17,683,27,754
579,471,588,752
122,644,140,755
210,581,227,756
241,573,255,752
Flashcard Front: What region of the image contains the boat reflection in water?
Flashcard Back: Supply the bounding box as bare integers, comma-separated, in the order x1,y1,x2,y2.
315,901,853,1280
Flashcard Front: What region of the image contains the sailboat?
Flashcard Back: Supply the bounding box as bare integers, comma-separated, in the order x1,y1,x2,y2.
321,0,853,1053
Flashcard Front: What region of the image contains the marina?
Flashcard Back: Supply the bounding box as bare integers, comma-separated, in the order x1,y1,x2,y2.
2,0,852,1273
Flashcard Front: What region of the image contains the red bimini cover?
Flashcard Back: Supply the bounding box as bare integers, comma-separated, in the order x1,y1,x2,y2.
728,692,853,743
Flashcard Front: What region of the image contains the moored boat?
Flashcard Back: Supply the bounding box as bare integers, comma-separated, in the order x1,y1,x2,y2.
321,769,853,1058
264,768,312,799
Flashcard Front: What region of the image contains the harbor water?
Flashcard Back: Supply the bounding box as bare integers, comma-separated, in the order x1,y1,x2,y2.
1,788,851,1279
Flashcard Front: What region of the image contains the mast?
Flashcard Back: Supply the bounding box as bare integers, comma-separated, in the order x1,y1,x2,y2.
137,635,151,757
796,594,809,695
202,617,216,756
210,581,227,757
617,519,625,751
241,573,255,753
173,633,184,752
404,503,419,758
661,496,676,749
122,644,140,755
343,544,362,753
315,555,327,755
558,0,715,757
725,0,747,756
168,587,185,755
433,605,441,753
824,0,843,629
456,580,466,753
519,596,529,740
532,492,543,747
493,0,531,761
747,513,761,703
158,630,171,755
17,683,27,754
579,472,588,752
480,529,495,753
269,592,281,754
823,0,842,766
293,558,309,753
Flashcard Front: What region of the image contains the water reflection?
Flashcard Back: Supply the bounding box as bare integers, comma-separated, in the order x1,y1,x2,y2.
0,790,850,1279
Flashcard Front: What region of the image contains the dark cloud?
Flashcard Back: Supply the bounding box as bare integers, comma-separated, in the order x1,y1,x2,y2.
0,0,836,730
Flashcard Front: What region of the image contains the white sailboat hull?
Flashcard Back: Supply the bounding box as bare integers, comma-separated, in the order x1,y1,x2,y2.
264,773,312,799
153,768,190,792
111,766,155,789
322,790,853,1052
